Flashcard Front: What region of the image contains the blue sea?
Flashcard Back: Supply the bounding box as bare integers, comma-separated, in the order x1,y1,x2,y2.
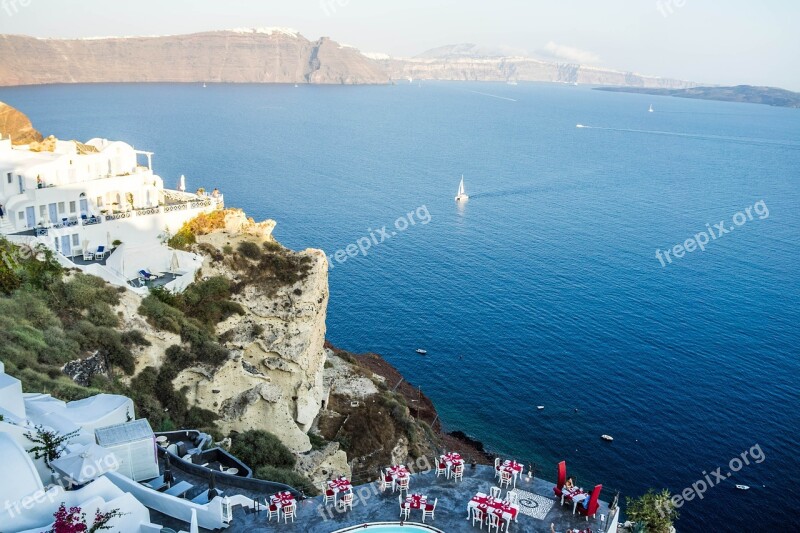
2,82,798,531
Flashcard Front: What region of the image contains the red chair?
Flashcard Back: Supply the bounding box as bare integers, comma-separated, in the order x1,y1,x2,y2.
576,484,602,520
553,461,566,498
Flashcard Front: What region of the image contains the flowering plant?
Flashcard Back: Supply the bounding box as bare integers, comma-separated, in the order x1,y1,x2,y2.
50,503,124,533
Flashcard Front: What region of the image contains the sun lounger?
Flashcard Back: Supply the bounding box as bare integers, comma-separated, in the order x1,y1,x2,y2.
164,481,193,498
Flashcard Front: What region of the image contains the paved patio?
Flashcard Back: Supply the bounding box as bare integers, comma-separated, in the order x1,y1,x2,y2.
156,465,617,533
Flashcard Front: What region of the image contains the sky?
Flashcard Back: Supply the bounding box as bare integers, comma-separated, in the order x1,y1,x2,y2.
1,0,798,90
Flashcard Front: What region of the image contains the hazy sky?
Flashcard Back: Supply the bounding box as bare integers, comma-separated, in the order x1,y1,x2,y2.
1,0,798,89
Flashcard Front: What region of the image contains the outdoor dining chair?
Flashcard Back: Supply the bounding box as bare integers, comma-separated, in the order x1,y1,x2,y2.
471,506,486,529
399,495,410,520
337,491,354,511
489,487,502,499
499,469,512,489
487,512,507,533
422,497,437,522
452,463,464,483
322,482,335,504
264,498,279,521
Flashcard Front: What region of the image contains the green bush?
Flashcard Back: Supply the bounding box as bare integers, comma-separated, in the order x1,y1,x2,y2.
229,430,296,470
121,330,151,347
139,295,185,333
237,241,262,260
254,466,318,495
87,302,120,327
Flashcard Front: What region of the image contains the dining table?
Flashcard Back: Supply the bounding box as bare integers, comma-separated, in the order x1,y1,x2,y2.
442,452,464,477
561,486,589,513
387,464,410,489
270,490,296,512
467,492,520,531
327,476,352,495
499,459,524,486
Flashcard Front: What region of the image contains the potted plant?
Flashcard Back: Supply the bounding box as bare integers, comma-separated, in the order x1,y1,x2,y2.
23,425,80,471
37,175,43,189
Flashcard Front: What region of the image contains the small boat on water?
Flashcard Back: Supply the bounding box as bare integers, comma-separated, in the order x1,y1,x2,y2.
649,104,654,113
202,82,207,88
415,348,427,355
455,175,469,202
537,406,545,410
576,124,585,128
601,434,614,442
735,485,750,490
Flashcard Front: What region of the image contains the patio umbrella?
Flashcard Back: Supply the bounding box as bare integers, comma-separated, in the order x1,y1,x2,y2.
81,240,89,257
179,175,186,192
164,453,175,486
169,251,180,274
207,471,219,500
189,509,198,533
51,444,118,485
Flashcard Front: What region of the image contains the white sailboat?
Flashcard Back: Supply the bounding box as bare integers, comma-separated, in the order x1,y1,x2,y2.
648,104,654,113
455,175,469,202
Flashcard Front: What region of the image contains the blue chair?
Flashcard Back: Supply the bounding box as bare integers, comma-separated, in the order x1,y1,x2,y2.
95,245,106,259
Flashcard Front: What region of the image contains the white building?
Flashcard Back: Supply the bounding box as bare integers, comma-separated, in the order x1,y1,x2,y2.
0,134,223,290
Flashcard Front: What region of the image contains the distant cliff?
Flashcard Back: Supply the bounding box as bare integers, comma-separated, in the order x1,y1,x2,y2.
595,85,800,108
0,100,43,144
0,29,389,86
378,57,696,89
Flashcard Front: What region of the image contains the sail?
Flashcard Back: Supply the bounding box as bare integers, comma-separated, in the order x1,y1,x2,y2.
457,176,465,196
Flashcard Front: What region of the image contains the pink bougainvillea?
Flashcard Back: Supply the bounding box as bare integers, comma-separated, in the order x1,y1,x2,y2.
50,503,123,533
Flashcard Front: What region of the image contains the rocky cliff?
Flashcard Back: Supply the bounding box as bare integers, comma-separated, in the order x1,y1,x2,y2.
0,100,43,144
0,30,388,86
378,57,696,88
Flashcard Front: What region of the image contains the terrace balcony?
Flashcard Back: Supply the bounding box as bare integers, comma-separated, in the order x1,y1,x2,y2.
152,464,617,533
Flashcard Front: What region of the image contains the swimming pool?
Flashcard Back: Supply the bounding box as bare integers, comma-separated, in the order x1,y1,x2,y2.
332,523,443,533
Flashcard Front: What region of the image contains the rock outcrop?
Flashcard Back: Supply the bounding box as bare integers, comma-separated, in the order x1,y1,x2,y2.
0,101,43,144
170,210,329,454
0,30,388,86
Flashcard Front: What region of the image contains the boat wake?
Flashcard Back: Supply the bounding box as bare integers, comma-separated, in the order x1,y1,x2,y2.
465,90,517,102
575,125,800,149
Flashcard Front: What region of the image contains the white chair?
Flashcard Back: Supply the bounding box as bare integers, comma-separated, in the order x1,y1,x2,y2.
422,497,437,523
494,457,502,479
379,469,391,492
282,502,296,523
487,512,506,533
471,506,486,529
452,463,464,483
489,487,502,499
505,490,519,506
82,250,94,261
337,491,353,511
399,495,410,520
264,498,279,521
499,469,512,489
396,476,410,495
435,456,447,478
322,482,335,504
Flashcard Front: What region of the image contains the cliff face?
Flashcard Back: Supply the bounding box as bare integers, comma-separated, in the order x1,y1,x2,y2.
378,57,696,88
167,211,329,453
0,30,388,86
0,101,43,144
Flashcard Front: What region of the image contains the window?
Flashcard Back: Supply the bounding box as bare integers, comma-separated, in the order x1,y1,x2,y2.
69,201,76,213
6,172,10,184
39,205,46,218
58,202,65,214
71,234,79,246
96,196,103,207
18,211,24,220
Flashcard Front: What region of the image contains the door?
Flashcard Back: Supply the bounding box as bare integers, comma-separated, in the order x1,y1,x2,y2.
25,206,35,228
18,175,23,194
48,203,57,224
60,235,72,257
79,198,88,216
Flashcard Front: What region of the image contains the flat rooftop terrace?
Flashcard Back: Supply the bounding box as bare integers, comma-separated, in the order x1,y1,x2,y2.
154,465,616,533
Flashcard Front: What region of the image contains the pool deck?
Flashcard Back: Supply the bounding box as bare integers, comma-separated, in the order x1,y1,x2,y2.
191,465,617,533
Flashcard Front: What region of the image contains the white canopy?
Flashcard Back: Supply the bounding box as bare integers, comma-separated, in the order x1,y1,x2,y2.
51,443,119,485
